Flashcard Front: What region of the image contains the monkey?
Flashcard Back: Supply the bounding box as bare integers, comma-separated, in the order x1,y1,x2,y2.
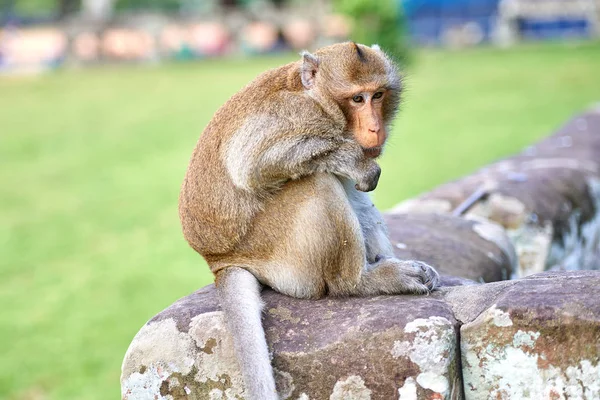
179,42,440,399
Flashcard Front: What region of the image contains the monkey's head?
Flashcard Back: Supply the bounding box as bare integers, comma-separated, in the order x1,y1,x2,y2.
300,42,401,158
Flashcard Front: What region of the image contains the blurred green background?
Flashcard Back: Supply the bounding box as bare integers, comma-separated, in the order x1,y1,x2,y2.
2,8,600,398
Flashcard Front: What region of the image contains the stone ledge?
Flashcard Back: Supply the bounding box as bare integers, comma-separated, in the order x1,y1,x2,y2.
121,271,600,399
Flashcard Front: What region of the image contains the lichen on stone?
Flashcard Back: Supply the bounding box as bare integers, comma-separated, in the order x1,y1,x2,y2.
397,377,417,400
121,312,247,400
329,375,371,400
391,316,456,397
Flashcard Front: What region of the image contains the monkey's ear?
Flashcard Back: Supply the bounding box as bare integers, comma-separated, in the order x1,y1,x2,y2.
300,51,319,89
371,44,382,52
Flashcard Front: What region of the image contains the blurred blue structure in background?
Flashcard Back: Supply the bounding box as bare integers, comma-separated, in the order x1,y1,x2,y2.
401,0,599,46
518,16,591,40
402,0,499,45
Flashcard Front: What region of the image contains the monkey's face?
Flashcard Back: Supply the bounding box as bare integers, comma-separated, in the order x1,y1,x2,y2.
345,87,388,158
302,42,402,158
312,43,401,159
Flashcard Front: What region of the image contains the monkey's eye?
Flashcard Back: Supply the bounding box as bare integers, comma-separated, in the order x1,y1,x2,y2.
373,91,384,99
352,95,364,103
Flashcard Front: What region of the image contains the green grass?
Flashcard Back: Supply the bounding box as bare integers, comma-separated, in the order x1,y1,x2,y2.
1,41,599,399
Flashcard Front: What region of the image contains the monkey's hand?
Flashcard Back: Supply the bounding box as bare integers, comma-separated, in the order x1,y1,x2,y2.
354,162,381,192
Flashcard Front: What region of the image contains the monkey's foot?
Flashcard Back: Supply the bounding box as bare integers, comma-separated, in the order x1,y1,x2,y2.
360,259,440,295
395,260,440,293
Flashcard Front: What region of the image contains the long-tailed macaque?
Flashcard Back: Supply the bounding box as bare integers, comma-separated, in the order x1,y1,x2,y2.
179,42,440,399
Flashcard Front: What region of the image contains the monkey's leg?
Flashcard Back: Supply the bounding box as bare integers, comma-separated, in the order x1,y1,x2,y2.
334,176,440,294
215,267,278,400
253,174,438,297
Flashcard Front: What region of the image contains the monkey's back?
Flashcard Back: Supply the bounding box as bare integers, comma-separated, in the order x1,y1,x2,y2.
178,61,317,264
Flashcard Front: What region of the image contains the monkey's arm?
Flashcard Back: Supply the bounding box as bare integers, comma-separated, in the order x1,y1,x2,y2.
224,118,380,193
263,133,381,190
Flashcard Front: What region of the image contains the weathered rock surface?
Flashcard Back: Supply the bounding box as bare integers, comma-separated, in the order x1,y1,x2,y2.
121,272,600,399
458,271,600,399
122,286,463,399
385,213,515,282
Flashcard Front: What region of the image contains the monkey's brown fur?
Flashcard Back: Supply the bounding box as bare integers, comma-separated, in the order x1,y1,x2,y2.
179,42,439,398
180,43,404,290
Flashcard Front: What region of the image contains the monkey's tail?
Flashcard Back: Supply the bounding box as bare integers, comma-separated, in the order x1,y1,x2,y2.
216,267,278,400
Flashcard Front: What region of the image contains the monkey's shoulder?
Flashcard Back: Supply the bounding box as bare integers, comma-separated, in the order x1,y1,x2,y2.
215,85,330,133
227,62,303,104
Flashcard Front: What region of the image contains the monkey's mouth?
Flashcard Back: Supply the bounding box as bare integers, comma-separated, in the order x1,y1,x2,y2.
363,146,382,158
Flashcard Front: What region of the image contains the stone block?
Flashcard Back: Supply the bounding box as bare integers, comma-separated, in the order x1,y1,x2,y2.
459,271,600,399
